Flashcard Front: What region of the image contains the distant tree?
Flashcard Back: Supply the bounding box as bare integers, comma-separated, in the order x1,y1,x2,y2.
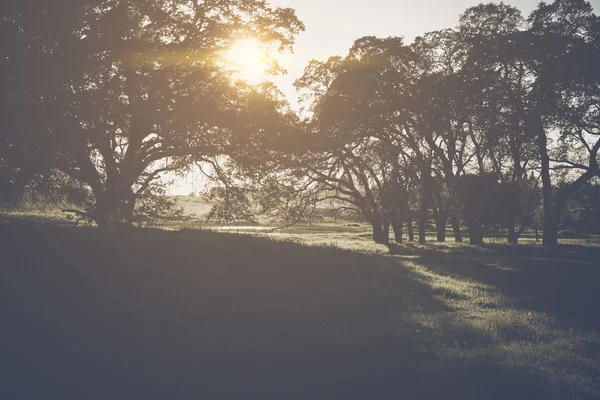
524,0,600,246
282,0,600,248
497,175,542,243
456,174,503,245
560,181,600,233
455,3,540,244
453,0,600,246
292,38,424,244
574,182,600,233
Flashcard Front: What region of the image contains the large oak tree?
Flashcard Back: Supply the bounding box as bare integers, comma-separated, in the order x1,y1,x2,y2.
2,0,303,224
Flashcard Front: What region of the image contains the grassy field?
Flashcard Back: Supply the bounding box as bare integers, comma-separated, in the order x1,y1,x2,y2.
1,214,599,399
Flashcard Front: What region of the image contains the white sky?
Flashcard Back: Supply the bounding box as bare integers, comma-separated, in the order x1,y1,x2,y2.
170,0,600,195
269,0,599,109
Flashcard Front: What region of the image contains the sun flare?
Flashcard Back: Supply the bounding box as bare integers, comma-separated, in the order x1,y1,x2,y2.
226,38,270,84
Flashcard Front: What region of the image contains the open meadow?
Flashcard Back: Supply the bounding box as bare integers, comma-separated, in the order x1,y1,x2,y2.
1,211,599,399
5,1,600,398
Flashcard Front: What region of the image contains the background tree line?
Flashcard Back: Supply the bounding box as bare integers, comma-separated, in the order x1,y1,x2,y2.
216,0,600,248
2,0,599,248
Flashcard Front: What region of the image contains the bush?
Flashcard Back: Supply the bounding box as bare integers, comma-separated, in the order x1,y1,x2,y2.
134,193,186,228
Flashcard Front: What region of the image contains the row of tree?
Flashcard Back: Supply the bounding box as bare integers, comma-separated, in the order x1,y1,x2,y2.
218,0,600,247
2,0,599,248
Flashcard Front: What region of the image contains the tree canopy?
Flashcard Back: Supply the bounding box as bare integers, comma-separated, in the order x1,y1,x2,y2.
2,0,599,248
1,0,303,223
222,0,600,247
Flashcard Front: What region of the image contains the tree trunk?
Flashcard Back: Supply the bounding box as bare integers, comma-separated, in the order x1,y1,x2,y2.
405,195,414,241
383,220,390,244
407,213,414,242
372,223,385,244
92,191,112,227
419,187,427,245
468,224,484,246
435,212,447,242
544,197,566,248
92,186,137,227
392,219,403,243
451,215,462,242
543,208,559,247
507,225,519,244
533,113,558,248
121,191,137,223
371,214,389,244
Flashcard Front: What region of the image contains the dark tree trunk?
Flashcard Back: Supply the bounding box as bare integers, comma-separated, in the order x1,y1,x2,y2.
383,220,390,244
92,186,137,227
451,215,462,242
92,191,112,227
543,210,559,247
435,212,447,242
534,114,558,248
418,219,426,244
507,225,519,244
405,195,414,241
544,198,566,248
407,214,414,242
372,223,385,244
392,219,403,243
122,191,137,223
371,214,389,244
419,188,427,245
93,213,108,228
468,225,484,246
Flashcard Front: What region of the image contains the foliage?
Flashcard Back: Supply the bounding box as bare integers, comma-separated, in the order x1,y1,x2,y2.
133,187,186,228
1,0,304,226
561,182,600,233
3,0,600,248
204,186,257,225
261,0,600,247
456,174,503,245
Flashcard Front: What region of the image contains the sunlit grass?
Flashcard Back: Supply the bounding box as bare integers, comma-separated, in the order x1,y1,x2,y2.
1,216,599,398
395,259,600,398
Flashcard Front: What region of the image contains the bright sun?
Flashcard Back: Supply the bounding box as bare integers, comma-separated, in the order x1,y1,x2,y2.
226,38,270,84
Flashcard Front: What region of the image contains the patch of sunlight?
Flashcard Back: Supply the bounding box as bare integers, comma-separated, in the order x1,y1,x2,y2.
393,260,600,398
394,255,420,260
264,232,391,255
214,226,274,231
484,261,516,271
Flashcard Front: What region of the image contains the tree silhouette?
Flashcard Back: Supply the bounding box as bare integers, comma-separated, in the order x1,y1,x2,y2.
3,0,599,247
2,0,303,225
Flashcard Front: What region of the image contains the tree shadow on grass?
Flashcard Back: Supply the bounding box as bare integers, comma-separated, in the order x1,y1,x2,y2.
0,223,596,399
388,242,600,330
387,242,600,398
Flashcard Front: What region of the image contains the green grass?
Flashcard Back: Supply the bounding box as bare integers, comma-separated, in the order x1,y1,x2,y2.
1,216,599,399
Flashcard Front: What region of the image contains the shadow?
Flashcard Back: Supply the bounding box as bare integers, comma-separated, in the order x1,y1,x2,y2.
0,223,594,399
388,242,600,330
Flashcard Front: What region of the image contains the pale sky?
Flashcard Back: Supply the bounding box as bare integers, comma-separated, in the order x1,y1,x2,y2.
269,0,600,109
171,0,600,195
